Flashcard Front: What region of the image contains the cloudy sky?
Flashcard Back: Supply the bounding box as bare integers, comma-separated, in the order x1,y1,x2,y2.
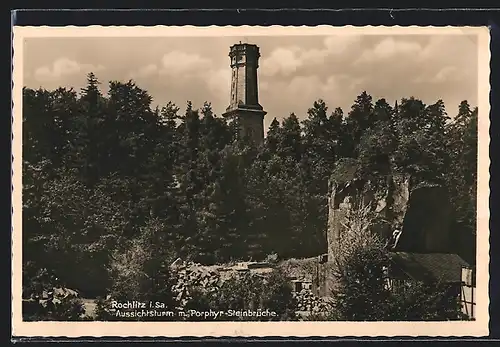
23,34,478,131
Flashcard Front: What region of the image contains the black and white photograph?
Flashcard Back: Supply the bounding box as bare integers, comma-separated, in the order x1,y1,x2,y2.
11,25,490,337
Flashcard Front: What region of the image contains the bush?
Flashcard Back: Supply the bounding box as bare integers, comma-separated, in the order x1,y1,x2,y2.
260,269,297,320
94,220,178,321
332,246,391,321
331,204,391,320
22,262,87,321
93,296,121,321
388,281,467,321
94,259,178,322
331,203,466,321
179,268,297,321
23,296,86,322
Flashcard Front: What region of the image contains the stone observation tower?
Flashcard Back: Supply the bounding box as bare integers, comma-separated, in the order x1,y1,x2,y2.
222,42,267,145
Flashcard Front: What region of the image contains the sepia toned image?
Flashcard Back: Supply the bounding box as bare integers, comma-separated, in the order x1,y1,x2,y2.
11,25,490,337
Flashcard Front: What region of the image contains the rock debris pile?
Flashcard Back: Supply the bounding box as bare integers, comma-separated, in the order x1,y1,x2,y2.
292,288,329,313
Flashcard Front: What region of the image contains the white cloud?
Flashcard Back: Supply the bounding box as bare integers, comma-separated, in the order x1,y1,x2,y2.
260,80,270,91
324,35,362,54
419,36,448,60
260,47,303,77
159,51,212,76
373,38,421,59
130,64,158,79
299,48,329,65
412,66,464,85
127,51,230,111
261,74,343,116
205,68,230,98
431,66,460,83
347,76,367,91
34,58,104,81
23,36,477,124
356,38,421,63
260,36,361,78
130,51,216,81
288,75,320,95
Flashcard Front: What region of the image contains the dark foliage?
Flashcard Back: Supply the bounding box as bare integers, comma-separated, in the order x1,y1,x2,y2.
22,74,477,320
183,269,297,321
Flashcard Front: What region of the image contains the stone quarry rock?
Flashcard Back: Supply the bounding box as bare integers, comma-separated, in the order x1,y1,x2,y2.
327,161,453,262
292,288,329,313
395,184,453,253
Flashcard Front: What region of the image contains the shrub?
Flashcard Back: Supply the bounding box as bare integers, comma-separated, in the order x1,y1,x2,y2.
388,281,467,321
94,219,178,321
331,203,466,321
331,204,391,320
260,269,297,320
23,295,86,322
179,268,297,321
22,262,87,321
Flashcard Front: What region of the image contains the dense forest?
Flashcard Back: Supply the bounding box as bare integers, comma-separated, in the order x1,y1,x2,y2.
22,72,477,299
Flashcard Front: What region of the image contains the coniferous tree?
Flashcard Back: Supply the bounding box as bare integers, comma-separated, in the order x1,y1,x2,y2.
446,101,478,264
277,113,302,162
21,72,478,318
265,117,281,155
76,72,107,186
344,91,374,158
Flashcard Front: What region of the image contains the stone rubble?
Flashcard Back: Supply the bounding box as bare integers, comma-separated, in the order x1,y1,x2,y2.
292,288,329,313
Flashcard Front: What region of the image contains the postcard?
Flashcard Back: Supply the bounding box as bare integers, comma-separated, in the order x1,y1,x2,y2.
11,25,490,337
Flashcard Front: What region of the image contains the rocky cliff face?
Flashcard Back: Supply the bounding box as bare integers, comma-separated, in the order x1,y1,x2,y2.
396,184,453,253
326,168,452,263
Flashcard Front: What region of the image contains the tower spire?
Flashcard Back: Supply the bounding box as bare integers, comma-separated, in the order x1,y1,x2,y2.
222,42,267,145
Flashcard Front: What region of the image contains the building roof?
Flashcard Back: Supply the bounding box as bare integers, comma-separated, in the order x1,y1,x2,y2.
389,252,470,283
